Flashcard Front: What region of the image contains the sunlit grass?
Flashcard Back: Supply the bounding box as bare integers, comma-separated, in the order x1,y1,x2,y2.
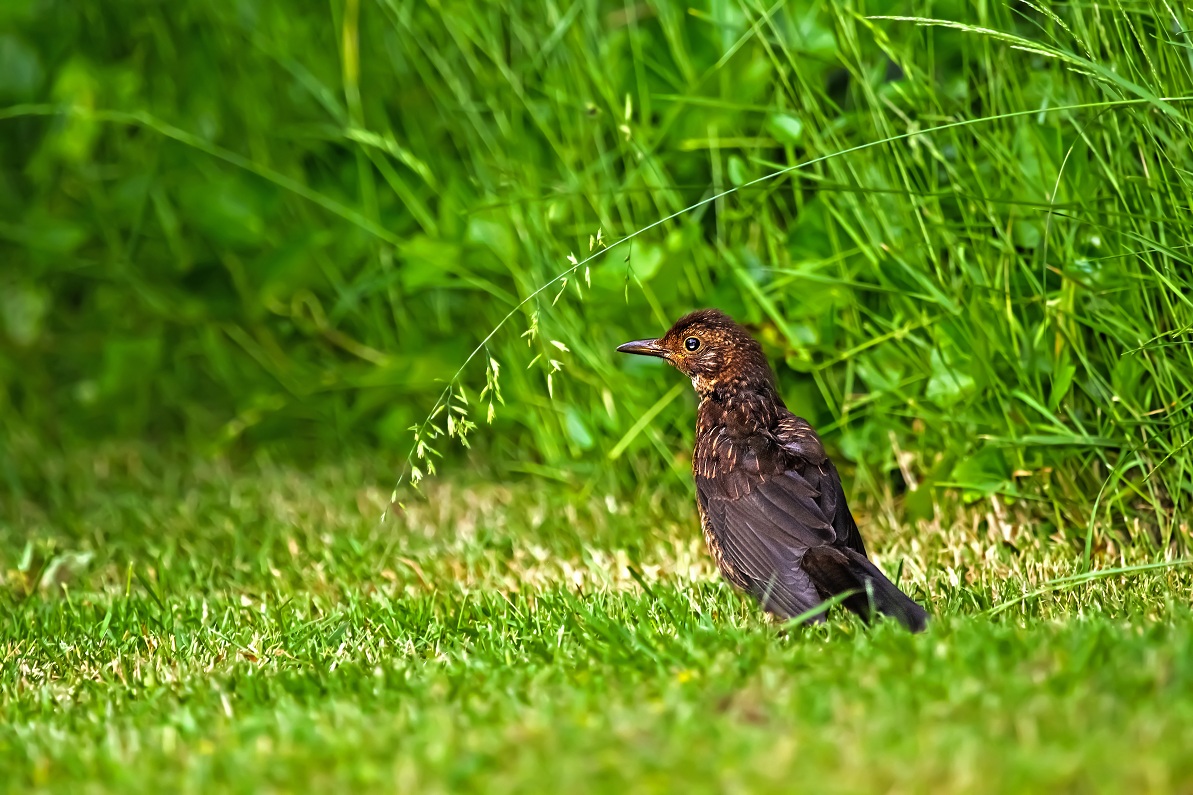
4,448,1193,792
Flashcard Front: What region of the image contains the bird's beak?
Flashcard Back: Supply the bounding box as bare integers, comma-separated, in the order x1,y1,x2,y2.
616,338,669,358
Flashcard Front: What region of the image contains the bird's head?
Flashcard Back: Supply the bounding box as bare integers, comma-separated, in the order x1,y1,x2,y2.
616,308,775,396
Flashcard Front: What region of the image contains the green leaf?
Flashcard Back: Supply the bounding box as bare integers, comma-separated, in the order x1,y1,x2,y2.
1049,360,1078,411
950,445,1010,497
0,281,49,346
925,349,976,407
0,34,42,100
767,114,804,145
727,155,747,187
564,407,594,451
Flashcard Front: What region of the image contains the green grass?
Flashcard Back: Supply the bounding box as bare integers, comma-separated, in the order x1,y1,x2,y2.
4,448,1193,793
6,2,1193,790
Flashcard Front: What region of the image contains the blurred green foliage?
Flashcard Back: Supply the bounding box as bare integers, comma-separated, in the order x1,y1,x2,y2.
2,1,1193,541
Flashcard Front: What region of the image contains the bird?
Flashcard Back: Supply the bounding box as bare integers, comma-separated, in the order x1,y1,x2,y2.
617,308,928,632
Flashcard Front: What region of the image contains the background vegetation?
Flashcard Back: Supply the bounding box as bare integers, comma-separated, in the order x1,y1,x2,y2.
4,0,1193,790
3,0,1192,544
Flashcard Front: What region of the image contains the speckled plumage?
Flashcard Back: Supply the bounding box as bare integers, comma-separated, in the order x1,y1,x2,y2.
618,309,928,631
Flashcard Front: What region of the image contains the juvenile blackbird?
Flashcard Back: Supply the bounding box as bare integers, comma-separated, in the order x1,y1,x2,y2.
618,309,928,632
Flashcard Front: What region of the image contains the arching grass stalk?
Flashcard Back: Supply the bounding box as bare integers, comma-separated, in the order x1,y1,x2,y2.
388,95,1193,517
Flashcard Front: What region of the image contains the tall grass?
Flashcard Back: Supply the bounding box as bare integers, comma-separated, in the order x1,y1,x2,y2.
2,0,1192,552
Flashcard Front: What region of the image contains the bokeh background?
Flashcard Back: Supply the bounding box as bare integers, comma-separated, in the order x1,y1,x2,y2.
3,0,1192,544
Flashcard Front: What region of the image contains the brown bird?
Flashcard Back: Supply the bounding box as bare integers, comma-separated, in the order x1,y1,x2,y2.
618,308,928,632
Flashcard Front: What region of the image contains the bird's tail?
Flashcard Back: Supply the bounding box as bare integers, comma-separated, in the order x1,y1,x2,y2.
801,546,929,633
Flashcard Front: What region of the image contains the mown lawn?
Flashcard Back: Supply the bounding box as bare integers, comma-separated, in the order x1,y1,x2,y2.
3,449,1191,793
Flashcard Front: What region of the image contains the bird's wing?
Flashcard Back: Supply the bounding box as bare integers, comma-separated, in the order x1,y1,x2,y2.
770,414,867,557
695,429,840,618
823,458,867,557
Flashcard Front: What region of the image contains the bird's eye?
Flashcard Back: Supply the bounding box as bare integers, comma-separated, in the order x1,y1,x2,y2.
684,336,700,352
